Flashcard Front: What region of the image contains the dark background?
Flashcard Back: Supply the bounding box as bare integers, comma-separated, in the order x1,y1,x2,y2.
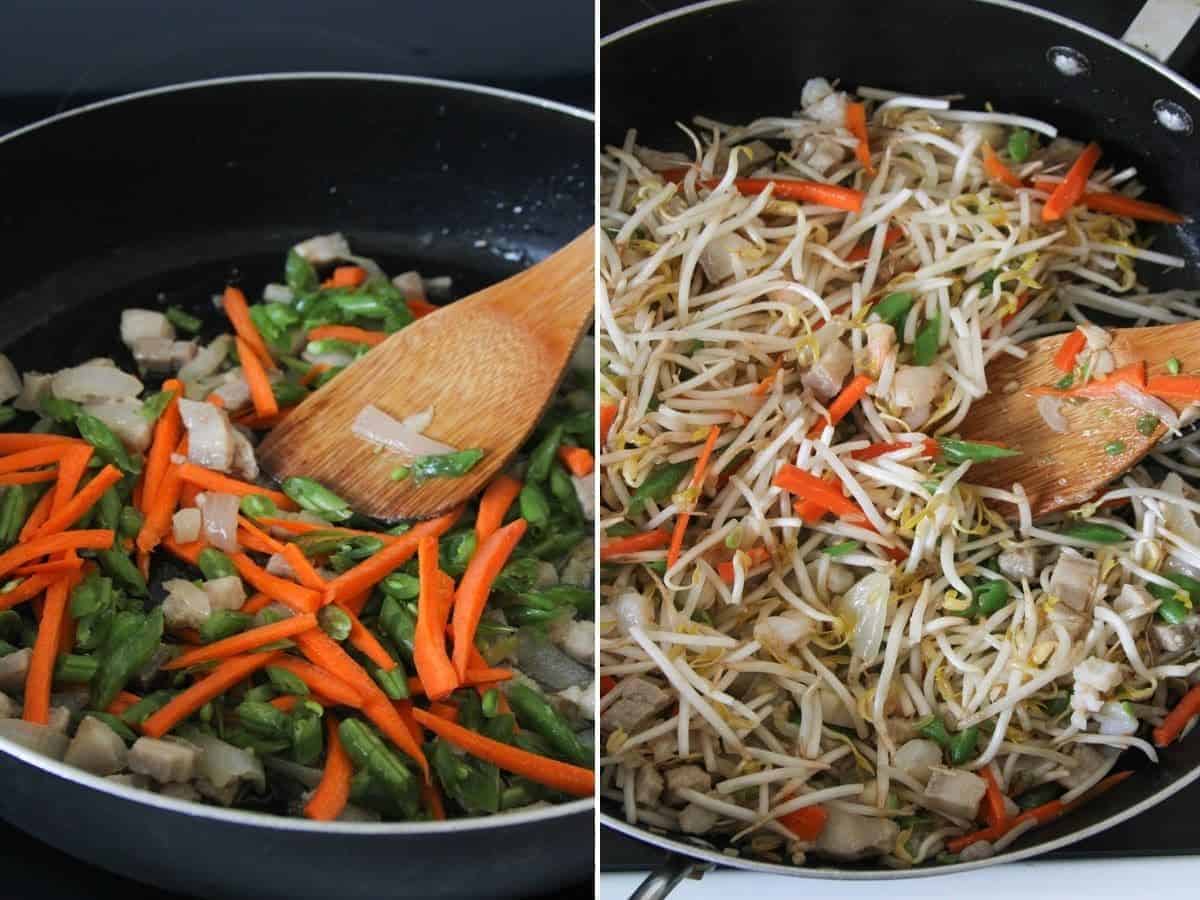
599,0,1200,878
0,2,592,899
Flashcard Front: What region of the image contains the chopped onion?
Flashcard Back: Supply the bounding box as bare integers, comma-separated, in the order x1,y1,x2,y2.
1037,395,1069,433
352,404,457,458
1115,381,1179,429
196,492,240,553
52,364,143,403
400,406,434,434
836,571,893,661
0,354,20,404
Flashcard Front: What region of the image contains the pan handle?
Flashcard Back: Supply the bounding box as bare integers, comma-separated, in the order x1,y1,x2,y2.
626,855,713,900
1123,0,1200,63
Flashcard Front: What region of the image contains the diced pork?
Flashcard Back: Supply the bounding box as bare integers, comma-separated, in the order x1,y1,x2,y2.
891,365,945,428
120,310,174,348
892,739,943,784
128,736,200,783
1070,656,1123,730
131,338,197,373
754,614,813,653
64,716,128,776
635,766,664,806
1150,614,1200,655
230,429,259,481
1113,584,1155,635
177,398,235,472
202,576,246,612
998,547,1039,582
172,508,202,543
664,764,712,804
294,232,351,264
698,232,752,284
82,399,153,452
52,364,142,404
1049,548,1099,612
0,691,16,719
678,802,720,834
162,579,212,630
815,808,899,860
802,339,852,402
0,648,32,693
923,767,986,820
0,354,20,404
13,372,52,411
601,677,672,733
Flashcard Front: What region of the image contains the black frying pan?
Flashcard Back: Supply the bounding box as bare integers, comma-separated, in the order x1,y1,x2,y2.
0,73,593,900
601,0,1200,890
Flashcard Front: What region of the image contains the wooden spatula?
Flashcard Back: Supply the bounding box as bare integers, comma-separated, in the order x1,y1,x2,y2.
257,229,594,521
956,320,1200,518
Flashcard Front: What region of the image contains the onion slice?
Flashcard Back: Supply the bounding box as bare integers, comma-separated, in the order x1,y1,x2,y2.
1115,381,1179,429
351,404,457,458
1037,395,1069,433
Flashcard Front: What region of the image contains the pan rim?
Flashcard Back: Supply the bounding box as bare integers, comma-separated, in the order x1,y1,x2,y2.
599,0,1200,879
0,69,593,836
0,70,592,148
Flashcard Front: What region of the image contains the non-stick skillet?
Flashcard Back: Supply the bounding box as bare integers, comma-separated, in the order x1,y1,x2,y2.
0,73,593,900
601,0,1200,893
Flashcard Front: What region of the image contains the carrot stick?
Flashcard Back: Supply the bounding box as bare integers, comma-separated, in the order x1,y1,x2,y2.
717,545,771,582
845,101,875,175
1030,361,1147,399
599,403,618,448
51,445,94,513
163,613,317,670
142,651,282,738
450,519,527,680
1075,191,1186,224
773,464,865,520
239,591,273,615
161,535,204,566
1154,685,1200,747
326,265,367,288
34,465,123,537
13,559,84,577
667,424,720,569
0,471,58,486
304,716,353,820
18,487,54,543
237,516,287,555
660,169,864,212
0,574,53,611
778,805,828,841
307,324,387,347
137,464,183,553
266,656,364,708
255,517,406,545
299,363,331,387
269,695,302,713
556,446,594,477
0,434,84,454
427,701,459,721
106,691,142,716
280,543,325,590
981,142,1022,188
422,781,447,821
599,529,672,560
1042,142,1101,221
808,374,873,438
339,604,397,672
1053,328,1087,372
981,765,1009,828
0,530,114,580
476,474,522,544
142,379,183,512
0,444,76,475
1147,375,1200,401
412,707,593,797
175,464,296,510
845,226,903,262
22,577,69,725
407,668,512,697
407,298,440,318
236,336,279,419
222,286,275,369
413,536,458,701
230,553,322,613
321,507,462,604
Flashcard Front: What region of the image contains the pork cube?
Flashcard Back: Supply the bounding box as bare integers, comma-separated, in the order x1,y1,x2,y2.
802,339,852,402
0,648,32,693
601,676,671,732
128,737,200,783
664,764,712,804
998,547,1038,581
815,808,899,860
1049,548,1099,612
64,716,128,776
120,309,174,347
923,766,986,820
172,508,202,544
202,576,247,612
635,766,665,806
162,579,212,630
678,802,721,835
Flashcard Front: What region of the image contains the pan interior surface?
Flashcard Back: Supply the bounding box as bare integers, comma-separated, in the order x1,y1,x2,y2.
600,0,1200,876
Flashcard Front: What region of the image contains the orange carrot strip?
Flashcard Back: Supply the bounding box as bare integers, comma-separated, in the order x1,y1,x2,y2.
0,471,57,485
106,691,142,716
321,508,462,604
1053,329,1087,372
307,324,387,347
422,781,447,821
0,434,84,454
1030,361,1147,399
845,226,903,262
266,656,364,708
23,578,70,725
0,445,75,475
599,403,618,448
1042,142,1101,221
175,464,296,510
137,464,183,553
142,379,183,512
1147,375,1200,401
407,298,439,318
808,374,873,438
773,465,864,520
142,652,282,738
339,604,397,672
556,445,594,477
660,169,864,211
304,716,353,820
35,465,123,537
230,553,322,613
51,445,94,513
413,535,458,701
281,543,325,590
451,519,527,680
0,574,54,611
163,613,318,670
18,490,54,542
236,336,280,419
237,516,287,555
1154,685,1200,747
326,265,367,288
717,545,771,582
1076,191,1186,224
600,529,672,560
412,707,593,797
476,474,523,544
0,530,114,580
845,101,875,175
13,559,84,577
778,805,829,841
981,142,1023,188
600,675,617,697
269,695,302,713
240,591,273,615
161,535,204,566
667,425,721,569
254,517,407,545
981,765,1009,828
222,286,275,369
427,702,458,722
407,668,512,697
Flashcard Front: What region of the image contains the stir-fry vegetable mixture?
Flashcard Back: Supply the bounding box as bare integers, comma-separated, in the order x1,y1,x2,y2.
0,234,595,821
599,79,1197,866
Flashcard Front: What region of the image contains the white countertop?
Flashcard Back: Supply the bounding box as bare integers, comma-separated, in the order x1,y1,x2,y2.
601,856,1200,900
